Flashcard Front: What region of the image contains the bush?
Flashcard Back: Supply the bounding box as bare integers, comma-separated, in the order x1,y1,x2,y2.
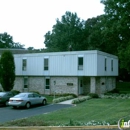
88,93,99,98
49,93,77,98
29,91,40,94
101,93,130,99
72,96,91,104
107,88,120,94
11,90,20,95
53,95,74,103
59,120,110,126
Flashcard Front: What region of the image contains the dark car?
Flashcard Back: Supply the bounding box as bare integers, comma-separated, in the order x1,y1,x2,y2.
0,92,14,106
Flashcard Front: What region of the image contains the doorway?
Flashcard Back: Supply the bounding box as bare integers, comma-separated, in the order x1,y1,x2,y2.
78,78,83,95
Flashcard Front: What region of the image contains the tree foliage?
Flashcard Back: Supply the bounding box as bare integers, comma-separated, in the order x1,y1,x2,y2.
44,11,85,51
0,32,24,48
43,1,130,80
101,0,130,76
0,51,15,91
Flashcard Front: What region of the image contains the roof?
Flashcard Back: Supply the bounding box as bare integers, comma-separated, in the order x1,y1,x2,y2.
0,48,30,54
14,50,118,59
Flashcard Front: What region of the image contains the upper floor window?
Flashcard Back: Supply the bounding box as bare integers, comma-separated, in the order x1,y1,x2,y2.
111,59,113,71
22,59,27,71
44,58,49,70
105,58,107,71
78,57,83,70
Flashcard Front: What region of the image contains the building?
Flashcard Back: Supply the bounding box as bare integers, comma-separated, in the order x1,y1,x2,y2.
0,50,118,95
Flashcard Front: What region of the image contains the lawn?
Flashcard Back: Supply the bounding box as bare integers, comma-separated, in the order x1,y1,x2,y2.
116,82,130,93
1,98,130,126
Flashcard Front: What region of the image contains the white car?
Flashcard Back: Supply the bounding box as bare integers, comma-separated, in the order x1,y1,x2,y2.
8,92,47,109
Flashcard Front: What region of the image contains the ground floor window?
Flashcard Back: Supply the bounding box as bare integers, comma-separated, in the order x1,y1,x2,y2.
24,77,28,88
45,78,50,89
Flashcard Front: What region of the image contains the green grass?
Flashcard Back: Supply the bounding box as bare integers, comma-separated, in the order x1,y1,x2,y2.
1,98,130,126
116,82,130,93
42,95,61,104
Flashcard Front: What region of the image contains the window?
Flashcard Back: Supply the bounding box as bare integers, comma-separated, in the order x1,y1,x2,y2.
22,59,27,71
105,58,107,71
45,78,50,89
44,58,49,70
78,57,83,70
28,94,33,98
111,59,113,71
24,77,28,88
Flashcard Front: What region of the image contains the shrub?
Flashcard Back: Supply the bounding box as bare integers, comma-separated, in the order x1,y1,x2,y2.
107,88,120,94
101,93,130,99
88,93,99,98
53,95,74,103
72,96,91,104
11,90,20,95
59,120,110,126
60,93,77,98
29,91,40,94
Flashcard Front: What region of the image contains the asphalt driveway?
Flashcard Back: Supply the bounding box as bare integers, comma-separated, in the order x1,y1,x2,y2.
0,104,73,123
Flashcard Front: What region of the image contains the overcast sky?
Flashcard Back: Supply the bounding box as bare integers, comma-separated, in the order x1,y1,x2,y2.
0,0,105,49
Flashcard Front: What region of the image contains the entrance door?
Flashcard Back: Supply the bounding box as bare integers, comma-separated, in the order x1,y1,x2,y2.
78,78,83,95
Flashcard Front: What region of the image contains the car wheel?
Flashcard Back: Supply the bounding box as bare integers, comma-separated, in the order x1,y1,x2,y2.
13,106,17,109
42,99,46,105
25,102,31,109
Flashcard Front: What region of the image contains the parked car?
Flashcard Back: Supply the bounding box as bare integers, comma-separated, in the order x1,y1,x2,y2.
0,92,14,106
8,92,47,109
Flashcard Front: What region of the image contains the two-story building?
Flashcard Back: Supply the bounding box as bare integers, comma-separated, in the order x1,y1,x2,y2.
0,50,118,95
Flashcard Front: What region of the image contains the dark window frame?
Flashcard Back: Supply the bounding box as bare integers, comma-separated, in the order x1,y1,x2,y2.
78,57,83,70
44,58,49,70
105,58,107,71
45,78,50,89
111,59,113,71
24,77,28,88
22,59,27,71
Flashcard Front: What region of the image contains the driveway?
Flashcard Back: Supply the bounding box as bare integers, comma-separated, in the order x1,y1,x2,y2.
0,104,73,123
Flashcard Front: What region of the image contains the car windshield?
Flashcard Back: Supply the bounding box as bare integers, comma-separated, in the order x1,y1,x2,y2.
14,93,27,98
0,92,6,96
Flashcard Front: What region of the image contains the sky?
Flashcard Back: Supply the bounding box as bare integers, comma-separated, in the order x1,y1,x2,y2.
0,0,105,49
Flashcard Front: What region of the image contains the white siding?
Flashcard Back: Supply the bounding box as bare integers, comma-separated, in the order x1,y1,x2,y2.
15,57,22,75
14,50,118,76
27,56,43,75
97,54,118,76
84,54,97,76
49,55,77,76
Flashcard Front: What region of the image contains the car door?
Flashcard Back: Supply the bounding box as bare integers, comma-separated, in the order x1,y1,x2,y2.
28,94,35,105
33,93,42,104
5,92,14,101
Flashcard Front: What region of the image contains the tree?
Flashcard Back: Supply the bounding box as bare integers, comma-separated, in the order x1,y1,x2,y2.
0,51,15,91
27,47,34,51
0,32,24,48
44,11,85,51
101,0,130,80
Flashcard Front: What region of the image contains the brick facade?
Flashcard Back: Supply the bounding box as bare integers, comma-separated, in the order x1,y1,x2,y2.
1,76,116,95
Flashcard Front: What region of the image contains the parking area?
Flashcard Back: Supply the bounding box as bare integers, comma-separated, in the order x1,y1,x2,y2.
0,104,73,123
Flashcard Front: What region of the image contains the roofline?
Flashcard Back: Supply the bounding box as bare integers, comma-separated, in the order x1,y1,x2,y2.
13,50,118,59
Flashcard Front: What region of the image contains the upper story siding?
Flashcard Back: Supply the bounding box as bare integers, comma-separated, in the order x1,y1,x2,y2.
14,50,118,76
